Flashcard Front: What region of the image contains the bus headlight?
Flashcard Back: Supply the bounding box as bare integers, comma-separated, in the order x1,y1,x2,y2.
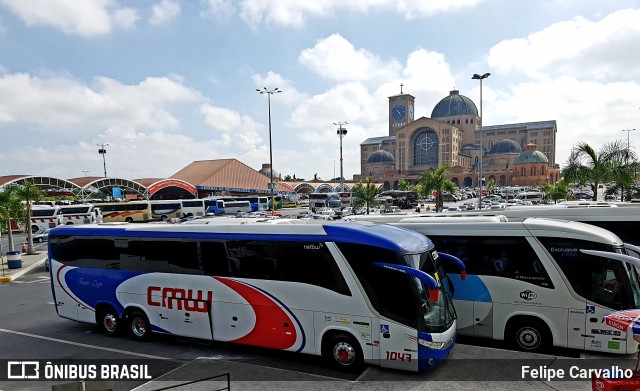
406,335,453,350
418,340,446,349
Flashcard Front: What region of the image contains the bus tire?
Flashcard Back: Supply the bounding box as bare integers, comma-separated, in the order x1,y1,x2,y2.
98,306,121,337
507,318,551,353
322,333,364,371
128,310,152,341
125,217,133,223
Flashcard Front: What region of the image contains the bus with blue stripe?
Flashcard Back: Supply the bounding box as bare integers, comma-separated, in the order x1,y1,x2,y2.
47,219,464,372
345,214,640,355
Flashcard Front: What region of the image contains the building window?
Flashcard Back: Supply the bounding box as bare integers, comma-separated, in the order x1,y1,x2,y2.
413,129,439,167
466,119,469,124
471,119,474,124
541,166,545,175
532,166,537,176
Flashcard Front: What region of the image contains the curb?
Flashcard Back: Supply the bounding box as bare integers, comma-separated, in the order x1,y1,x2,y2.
0,257,47,282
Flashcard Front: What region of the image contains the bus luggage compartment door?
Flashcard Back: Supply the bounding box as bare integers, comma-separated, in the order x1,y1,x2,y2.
152,291,213,340
473,301,493,338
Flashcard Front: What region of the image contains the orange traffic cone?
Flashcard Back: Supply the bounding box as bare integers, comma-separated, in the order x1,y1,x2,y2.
21,242,27,253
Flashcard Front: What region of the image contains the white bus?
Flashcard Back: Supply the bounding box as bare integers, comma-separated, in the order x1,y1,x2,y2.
94,201,152,223
476,203,640,247
345,214,640,355
30,206,62,234
179,199,205,218
149,200,182,221
59,204,102,226
48,219,464,372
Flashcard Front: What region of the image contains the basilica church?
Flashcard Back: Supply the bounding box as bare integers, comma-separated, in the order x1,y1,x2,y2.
354,88,561,190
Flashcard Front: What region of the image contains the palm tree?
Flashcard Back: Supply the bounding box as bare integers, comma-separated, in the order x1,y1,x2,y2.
0,184,23,252
563,140,631,201
351,177,380,214
417,165,457,212
13,181,45,255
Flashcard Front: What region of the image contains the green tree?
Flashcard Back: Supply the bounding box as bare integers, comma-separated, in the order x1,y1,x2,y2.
0,184,24,252
562,140,630,201
398,178,411,191
541,180,570,204
351,177,380,214
486,178,497,194
417,165,457,212
13,181,45,255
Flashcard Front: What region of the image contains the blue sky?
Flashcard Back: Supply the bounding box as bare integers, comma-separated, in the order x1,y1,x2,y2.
0,0,639,182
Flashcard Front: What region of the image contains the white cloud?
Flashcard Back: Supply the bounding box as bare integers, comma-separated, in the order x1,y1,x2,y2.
299,33,401,83
200,103,264,150
150,0,181,26
236,0,484,28
200,0,235,21
488,8,640,80
0,72,202,132
0,0,139,37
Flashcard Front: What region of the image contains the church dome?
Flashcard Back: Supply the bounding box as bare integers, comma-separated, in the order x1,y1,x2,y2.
431,90,478,118
514,144,549,164
461,143,480,152
367,150,395,165
259,163,280,179
488,139,522,155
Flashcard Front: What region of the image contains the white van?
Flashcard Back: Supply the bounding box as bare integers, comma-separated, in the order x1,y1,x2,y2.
514,191,543,204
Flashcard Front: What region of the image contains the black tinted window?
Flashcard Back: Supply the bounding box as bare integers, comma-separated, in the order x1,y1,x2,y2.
434,235,554,289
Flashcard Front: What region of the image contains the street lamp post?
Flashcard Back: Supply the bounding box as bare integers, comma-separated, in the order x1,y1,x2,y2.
257,87,282,215
97,143,109,177
334,121,348,193
472,72,490,208
622,128,636,201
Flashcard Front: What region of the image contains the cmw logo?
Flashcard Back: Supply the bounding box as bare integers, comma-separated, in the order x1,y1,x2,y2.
520,290,537,301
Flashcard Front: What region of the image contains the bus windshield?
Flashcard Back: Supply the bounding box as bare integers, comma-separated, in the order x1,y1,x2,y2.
409,252,456,332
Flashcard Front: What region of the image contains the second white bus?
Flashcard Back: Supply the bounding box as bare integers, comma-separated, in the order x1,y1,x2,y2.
345,214,640,355
59,204,102,226
30,206,63,234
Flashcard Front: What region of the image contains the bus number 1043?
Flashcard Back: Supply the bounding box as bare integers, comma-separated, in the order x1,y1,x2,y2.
386,351,412,362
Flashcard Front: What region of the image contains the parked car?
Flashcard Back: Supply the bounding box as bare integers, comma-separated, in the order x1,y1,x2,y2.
33,228,51,243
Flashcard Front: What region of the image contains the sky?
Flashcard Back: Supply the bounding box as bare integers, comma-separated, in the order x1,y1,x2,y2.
0,0,639,183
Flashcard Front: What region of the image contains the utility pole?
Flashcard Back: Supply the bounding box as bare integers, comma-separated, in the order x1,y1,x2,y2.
334,121,348,193
97,144,109,177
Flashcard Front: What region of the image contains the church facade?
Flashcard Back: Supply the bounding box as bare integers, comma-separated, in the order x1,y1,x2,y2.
354,89,561,190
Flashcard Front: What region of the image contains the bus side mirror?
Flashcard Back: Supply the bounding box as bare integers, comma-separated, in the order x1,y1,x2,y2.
373,262,439,302
437,252,467,281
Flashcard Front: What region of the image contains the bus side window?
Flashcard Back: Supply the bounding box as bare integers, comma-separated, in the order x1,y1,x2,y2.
201,241,234,277
227,241,278,280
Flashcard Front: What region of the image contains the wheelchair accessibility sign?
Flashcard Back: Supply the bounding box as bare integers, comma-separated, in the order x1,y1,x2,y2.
380,324,389,334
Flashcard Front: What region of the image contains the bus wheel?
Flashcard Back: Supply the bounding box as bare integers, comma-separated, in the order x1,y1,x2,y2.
508,318,550,353
128,311,151,341
99,307,121,337
322,333,363,371
125,217,133,223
